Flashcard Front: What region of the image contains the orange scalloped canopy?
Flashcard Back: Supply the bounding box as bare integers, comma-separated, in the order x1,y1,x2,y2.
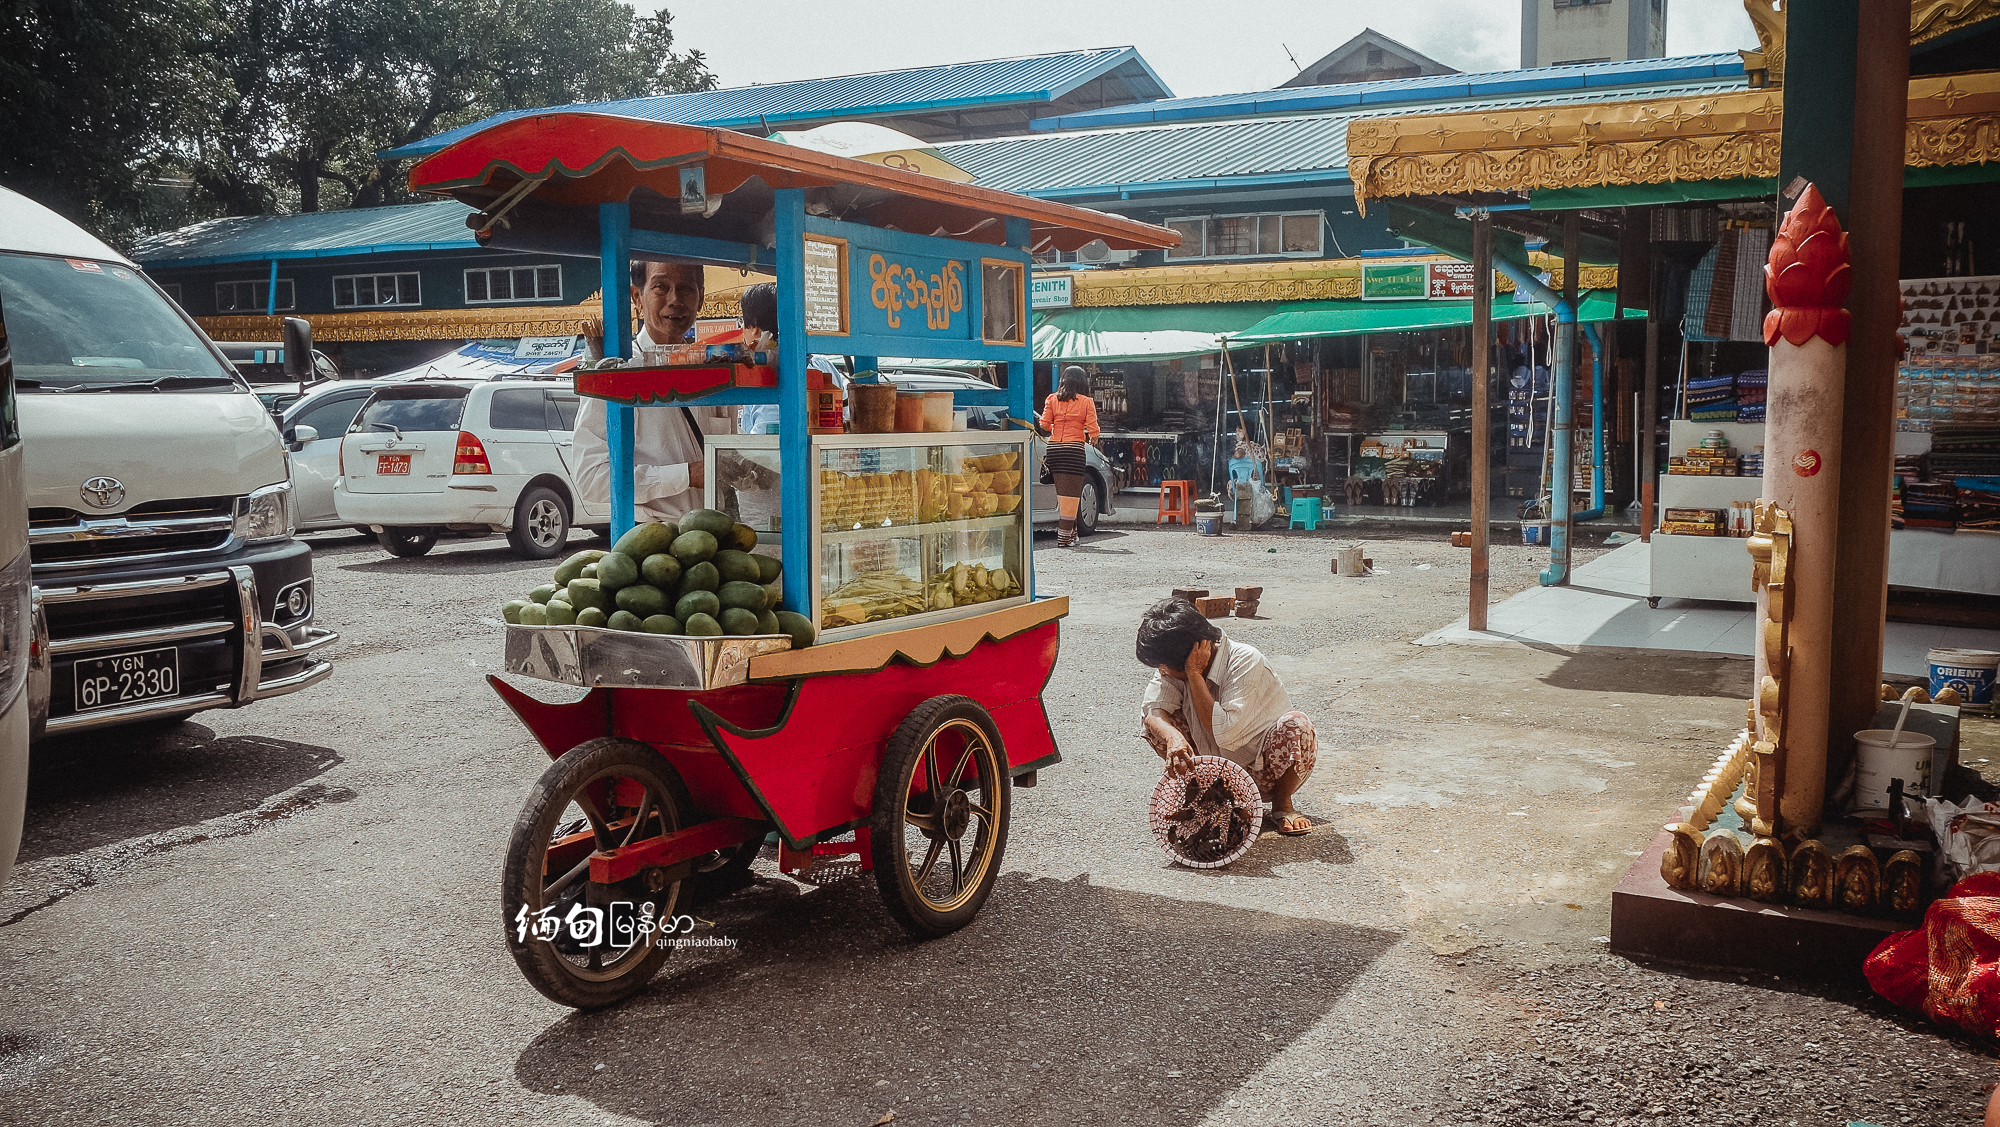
407,112,1179,254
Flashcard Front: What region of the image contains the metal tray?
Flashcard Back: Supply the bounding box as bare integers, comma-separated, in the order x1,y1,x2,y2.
504,625,792,690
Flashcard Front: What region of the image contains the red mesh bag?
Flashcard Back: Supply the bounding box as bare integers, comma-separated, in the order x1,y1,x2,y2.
1865,871,2000,1038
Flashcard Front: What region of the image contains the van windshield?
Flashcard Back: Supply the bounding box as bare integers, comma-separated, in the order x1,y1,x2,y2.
0,252,241,390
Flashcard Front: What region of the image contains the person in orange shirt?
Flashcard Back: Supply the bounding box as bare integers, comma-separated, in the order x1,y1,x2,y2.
1037,366,1101,546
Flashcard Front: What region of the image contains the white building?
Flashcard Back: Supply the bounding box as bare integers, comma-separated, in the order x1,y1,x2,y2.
1522,0,1667,68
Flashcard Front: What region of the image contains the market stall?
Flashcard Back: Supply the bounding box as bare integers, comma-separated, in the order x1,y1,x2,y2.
406,113,1177,1008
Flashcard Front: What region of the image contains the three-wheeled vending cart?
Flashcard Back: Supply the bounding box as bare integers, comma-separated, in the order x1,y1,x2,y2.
405,115,1178,1008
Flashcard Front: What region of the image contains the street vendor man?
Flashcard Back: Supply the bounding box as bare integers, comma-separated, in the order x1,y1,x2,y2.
574,260,736,523
1135,597,1316,835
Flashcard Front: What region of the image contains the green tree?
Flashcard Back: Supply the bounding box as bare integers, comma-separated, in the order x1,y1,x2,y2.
0,0,713,245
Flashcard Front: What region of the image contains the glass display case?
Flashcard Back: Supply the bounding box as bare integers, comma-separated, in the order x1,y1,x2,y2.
706,432,1032,639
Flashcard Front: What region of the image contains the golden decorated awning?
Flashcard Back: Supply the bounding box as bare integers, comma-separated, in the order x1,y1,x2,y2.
1036,255,1615,309
1349,70,2000,214
198,298,606,343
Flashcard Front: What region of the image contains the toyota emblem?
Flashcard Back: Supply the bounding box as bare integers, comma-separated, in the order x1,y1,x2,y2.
80,477,125,509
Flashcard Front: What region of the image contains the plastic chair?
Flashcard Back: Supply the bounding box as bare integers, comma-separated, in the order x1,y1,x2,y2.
1287,496,1324,530
1157,480,1194,526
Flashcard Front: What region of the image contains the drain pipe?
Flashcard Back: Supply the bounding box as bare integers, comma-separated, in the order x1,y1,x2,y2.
1490,258,1576,585
1574,323,1607,521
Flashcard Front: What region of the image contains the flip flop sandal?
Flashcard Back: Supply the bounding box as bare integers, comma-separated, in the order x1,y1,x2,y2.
1265,811,1313,836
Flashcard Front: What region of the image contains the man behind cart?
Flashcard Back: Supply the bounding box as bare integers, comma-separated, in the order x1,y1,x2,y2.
574,260,736,524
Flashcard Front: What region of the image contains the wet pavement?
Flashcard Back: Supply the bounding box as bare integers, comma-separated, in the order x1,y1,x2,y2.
0,525,1990,1126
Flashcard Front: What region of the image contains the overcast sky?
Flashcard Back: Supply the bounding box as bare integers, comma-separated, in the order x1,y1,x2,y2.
670,1,1758,99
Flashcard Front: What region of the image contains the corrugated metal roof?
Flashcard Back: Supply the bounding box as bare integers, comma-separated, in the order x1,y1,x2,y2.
1031,53,1746,132
131,200,480,267
941,76,1747,198
383,48,1171,161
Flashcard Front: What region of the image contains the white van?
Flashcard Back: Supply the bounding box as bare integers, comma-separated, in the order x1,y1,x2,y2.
0,277,26,889
0,186,336,739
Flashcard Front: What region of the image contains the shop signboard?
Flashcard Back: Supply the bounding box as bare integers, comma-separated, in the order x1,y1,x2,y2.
1030,274,1073,310
1429,263,1478,300
1362,263,1428,301
845,241,971,342
803,235,849,336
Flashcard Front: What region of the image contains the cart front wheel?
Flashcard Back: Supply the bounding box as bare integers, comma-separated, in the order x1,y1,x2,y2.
871,696,1011,938
502,737,690,1009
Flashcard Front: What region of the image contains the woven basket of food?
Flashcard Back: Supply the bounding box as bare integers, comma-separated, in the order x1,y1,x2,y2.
1149,756,1262,868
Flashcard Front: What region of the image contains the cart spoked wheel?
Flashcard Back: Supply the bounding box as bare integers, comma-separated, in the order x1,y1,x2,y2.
502,737,692,1009
871,695,1011,938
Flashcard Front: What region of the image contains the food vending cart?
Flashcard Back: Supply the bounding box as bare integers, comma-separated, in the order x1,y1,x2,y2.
405,114,1178,1008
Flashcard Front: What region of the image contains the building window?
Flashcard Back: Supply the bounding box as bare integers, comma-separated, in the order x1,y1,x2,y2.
333,272,420,309
465,264,562,304
1366,48,1384,67
215,279,294,313
1163,212,1322,261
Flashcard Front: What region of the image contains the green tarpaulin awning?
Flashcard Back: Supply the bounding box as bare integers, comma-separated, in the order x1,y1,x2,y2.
1529,164,2000,210
1033,303,1279,363
1225,291,1640,345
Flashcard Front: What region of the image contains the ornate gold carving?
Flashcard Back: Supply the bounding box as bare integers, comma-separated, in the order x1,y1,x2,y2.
1350,70,2000,212
1698,833,1745,896
1789,839,1833,908
1744,836,1788,902
1661,822,1703,889
1836,845,1881,913
197,299,603,343
1911,0,2000,44
1741,1,1786,88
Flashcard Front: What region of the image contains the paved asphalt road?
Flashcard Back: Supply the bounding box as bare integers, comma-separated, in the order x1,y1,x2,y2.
0,525,1991,1126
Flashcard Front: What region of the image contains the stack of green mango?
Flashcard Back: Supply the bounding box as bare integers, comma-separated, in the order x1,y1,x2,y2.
502,508,816,649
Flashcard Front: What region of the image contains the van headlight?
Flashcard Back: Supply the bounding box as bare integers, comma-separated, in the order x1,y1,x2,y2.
235,483,294,543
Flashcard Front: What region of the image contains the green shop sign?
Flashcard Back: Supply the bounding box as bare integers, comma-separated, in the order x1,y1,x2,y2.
1361,263,1429,301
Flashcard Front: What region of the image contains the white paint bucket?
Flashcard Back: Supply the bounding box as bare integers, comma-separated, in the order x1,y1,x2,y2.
1928,648,1999,713
1852,729,1937,810
1334,543,1365,576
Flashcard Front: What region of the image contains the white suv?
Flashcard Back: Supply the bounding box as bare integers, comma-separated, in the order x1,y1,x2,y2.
334,376,608,558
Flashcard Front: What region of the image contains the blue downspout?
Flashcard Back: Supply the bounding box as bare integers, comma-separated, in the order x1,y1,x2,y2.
1574,323,1607,521
1489,259,1576,586
265,259,279,317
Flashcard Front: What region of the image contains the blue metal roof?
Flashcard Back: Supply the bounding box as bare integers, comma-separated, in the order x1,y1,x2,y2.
131,201,482,268
941,74,1747,200
382,48,1171,161
1029,53,1746,132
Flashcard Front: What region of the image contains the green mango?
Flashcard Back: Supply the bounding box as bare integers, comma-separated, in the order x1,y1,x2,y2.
606,610,644,632
564,578,608,611
727,523,758,552
682,612,723,637
529,584,558,604
612,521,677,560
502,600,528,624
753,553,782,584
542,601,576,626
641,552,682,589
614,583,669,618
718,580,767,612
518,602,548,626
642,614,681,635
670,529,718,565
678,509,735,538
575,606,609,629
713,550,760,584
553,550,606,586
594,551,640,591
754,609,779,636
674,589,722,622
761,582,781,611
679,561,720,594
774,610,817,649
718,607,761,636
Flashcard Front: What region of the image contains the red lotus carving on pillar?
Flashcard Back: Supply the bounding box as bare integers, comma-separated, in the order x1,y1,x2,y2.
1763,184,1852,347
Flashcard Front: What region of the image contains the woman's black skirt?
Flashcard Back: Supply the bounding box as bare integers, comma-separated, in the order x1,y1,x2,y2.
1046,441,1088,496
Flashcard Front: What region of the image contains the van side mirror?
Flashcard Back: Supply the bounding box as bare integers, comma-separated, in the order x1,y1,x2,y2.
286,424,318,452
281,317,314,384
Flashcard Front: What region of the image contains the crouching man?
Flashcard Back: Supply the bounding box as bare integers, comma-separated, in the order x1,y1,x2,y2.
1136,597,1316,835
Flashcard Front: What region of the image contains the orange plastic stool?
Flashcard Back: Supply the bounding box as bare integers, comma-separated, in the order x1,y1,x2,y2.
1157,480,1195,526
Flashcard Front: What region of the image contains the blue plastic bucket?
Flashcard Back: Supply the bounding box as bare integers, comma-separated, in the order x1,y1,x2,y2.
1521,521,1551,546
1929,648,1999,713
1196,515,1223,536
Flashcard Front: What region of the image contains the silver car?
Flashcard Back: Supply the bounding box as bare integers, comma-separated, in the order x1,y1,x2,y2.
279,379,393,533
879,368,1118,537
